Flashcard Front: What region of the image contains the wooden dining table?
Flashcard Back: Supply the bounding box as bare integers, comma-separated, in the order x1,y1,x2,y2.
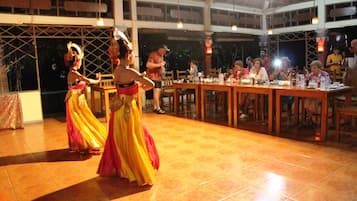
232,84,275,133
275,86,353,141
200,82,233,126
173,82,201,119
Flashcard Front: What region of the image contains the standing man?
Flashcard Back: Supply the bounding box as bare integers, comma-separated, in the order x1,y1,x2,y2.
326,47,342,73
349,39,357,69
260,50,270,73
146,44,170,114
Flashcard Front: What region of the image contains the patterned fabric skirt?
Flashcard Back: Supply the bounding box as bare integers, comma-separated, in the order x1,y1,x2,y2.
66,90,107,152
97,94,159,186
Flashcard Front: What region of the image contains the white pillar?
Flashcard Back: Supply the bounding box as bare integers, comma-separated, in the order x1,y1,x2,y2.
129,0,139,70
128,0,147,108
113,0,124,24
317,0,326,30
262,14,267,34
204,0,212,32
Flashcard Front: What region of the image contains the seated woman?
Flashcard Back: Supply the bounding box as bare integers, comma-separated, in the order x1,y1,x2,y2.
270,57,294,115
270,57,291,81
188,60,198,79
248,58,269,83
240,58,269,119
231,60,249,81
97,34,159,186
65,41,107,154
304,60,331,127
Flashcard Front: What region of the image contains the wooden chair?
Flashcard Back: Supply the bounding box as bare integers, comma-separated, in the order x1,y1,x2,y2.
161,70,174,111
98,74,114,87
326,69,336,82
336,106,357,142
176,70,188,80
335,66,347,83
207,68,221,78
331,68,357,134
207,68,223,111
91,74,116,120
175,70,194,103
335,68,357,106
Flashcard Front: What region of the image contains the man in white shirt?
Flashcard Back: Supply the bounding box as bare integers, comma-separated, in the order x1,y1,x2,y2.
349,39,357,69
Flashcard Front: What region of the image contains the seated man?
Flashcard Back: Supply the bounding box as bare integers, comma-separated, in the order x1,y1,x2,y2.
343,67,357,103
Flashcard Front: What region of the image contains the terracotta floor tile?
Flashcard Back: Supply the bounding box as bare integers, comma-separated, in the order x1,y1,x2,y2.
294,185,355,201
0,113,356,201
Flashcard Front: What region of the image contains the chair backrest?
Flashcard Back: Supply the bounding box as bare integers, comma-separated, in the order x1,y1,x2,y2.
344,68,357,95
98,74,114,87
176,70,187,80
336,66,347,82
326,69,336,82
162,70,174,89
207,68,221,78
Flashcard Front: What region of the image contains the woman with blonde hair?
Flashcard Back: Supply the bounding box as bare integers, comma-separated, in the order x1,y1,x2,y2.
304,60,330,127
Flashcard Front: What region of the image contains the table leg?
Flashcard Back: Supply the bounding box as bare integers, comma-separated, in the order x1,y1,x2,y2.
227,90,232,126
104,91,110,122
320,97,328,141
174,87,178,115
201,89,205,121
276,94,281,136
294,97,299,125
268,92,273,133
91,88,96,113
195,88,200,120
233,90,238,128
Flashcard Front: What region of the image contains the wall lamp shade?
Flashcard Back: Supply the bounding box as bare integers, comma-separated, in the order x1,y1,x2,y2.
96,17,104,26
176,20,183,29
312,16,318,24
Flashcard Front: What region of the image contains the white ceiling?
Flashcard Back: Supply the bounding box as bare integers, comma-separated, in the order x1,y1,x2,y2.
213,0,311,9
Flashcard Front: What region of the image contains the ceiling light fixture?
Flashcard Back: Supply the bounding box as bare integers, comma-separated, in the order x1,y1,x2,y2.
268,14,273,35
231,0,237,31
176,0,183,29
311,0,318,24
177,20,183,29
96,0,104,26
312,16,318,24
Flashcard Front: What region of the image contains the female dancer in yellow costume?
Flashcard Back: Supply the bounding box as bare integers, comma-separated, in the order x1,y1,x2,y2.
65,41,107,154
97,31,159,186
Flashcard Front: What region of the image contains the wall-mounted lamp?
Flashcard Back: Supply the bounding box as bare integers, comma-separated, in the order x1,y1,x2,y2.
231,0,238,31
312,16,318,24
176,0,183,29
267,15,273,35
177,20,183,29
97,18,104,26
311,1,318,25
317,37,325,52
96,0,104,26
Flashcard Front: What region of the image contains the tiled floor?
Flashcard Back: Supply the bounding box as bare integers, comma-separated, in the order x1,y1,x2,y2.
1,113,357,201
